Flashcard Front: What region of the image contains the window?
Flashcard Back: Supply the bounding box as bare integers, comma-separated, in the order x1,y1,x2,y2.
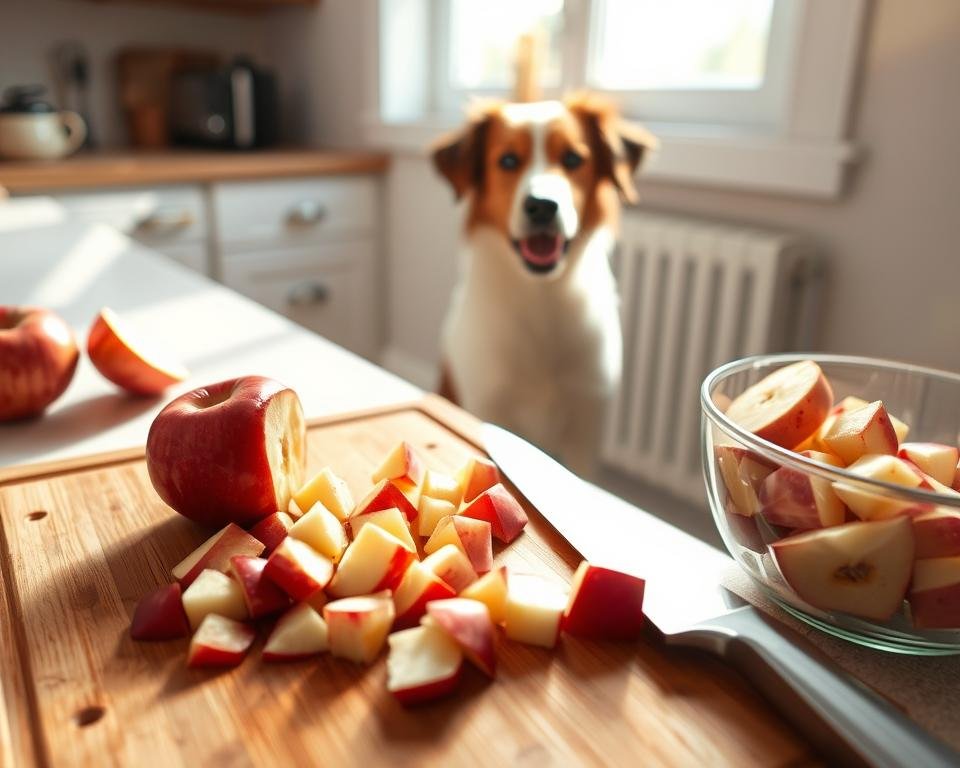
372,0,868,198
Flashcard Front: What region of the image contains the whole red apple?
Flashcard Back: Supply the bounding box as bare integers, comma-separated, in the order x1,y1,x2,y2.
0,306,79,421
146,376,306,527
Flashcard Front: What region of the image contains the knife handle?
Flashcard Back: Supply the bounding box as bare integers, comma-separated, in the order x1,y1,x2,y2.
669,606,959,768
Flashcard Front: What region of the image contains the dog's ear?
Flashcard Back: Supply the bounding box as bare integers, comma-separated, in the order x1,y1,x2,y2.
430,101,499,200
566,92,658,205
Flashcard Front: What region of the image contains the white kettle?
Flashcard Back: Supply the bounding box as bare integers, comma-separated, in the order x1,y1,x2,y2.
0,86,87,161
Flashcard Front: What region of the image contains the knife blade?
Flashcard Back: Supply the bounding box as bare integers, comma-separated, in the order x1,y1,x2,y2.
482,422,959,768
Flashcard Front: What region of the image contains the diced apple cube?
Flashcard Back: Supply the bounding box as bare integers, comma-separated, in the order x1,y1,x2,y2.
171,523,265,588
324,591,395,664
504,574,568,648
898,443,960,488
228,555,291,619
832,454,929,521
457,456,501,504
909,556,960,629
263,603,329,661
715,445,776,517
759,451,846,529
562,562,645,641
424,516,493,573
418,496,457,538
181,569,248,630
289,501,349,563
460,483,528,543
187,614,256,668
426,597,496,677
460,567,508,624
293,467,355,522
371,441,425,495
130,583,191,641
327,523,416,598
386,623,462,705
421,544,477,593
348,506,417,553
263,537,335,601
913,508,960,559
248,512,294,555
823,400,899,465
352,479,418,522
393,561,457,629
421,470,463,507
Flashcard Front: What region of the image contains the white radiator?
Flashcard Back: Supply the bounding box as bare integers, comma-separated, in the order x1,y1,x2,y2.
602,211,821,505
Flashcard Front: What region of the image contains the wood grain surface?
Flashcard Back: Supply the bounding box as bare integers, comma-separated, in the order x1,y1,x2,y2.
0,400,817,767
0,149,389,194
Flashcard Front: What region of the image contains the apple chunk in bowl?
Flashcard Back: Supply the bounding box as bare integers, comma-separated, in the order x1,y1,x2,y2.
702,354,960,655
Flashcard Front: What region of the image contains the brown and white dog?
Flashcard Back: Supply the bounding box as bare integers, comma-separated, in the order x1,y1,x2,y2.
432,94,656,474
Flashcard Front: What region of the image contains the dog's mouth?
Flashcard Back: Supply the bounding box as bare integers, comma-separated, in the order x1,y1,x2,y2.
513,233,568,274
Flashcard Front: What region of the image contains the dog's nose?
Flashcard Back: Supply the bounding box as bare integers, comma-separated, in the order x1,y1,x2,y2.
523,195,559,226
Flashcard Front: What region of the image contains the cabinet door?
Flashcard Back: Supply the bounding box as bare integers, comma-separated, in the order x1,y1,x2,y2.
220,242,378,360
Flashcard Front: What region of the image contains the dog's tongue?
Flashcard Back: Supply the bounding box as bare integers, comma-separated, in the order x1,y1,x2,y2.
520,234,563,266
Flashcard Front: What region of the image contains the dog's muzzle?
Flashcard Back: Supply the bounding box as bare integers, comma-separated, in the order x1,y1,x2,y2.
513,194,569,274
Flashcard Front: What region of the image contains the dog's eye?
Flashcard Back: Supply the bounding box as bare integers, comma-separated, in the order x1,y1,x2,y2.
561,150,584,170
498,152,520,171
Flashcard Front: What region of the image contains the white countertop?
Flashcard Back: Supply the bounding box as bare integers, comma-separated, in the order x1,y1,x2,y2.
0,218,421,471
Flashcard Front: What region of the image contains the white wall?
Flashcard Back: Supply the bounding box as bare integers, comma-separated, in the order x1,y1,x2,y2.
0,0,268,147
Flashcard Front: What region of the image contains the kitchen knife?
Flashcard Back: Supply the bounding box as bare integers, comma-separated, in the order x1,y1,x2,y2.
482,422,959,768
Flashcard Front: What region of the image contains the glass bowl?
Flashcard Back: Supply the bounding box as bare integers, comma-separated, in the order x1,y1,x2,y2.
701,353,960,655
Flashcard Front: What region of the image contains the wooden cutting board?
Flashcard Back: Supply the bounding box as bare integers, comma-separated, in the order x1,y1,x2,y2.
0,397,816,767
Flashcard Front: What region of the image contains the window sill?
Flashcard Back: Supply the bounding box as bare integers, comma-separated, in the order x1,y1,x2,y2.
363,117,859,200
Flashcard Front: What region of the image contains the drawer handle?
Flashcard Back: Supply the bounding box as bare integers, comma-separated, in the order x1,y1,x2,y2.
287,281,330,306
286,201,327,227
134,210,194,233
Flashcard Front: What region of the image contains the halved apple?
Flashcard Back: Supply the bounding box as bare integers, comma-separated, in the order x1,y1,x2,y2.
823,400,899,464
352,479,419,523
181,568,249,629
769,516,914,620
262,603,329,661
326,524,416,598
263,537,334,601
187,614,256,668
348,506,417,553
421,544,477,593
171,523,265,588
898,443,960,488
386,623,463,705
293,467,355,522
909,556,960,629
425,597,496,677
460,566,508,624
87,306,188,395
248,512,294,555
130,582,191,641
832,454,929,521
417,496,457,538
289,502,349,563
724,360,833,449
457,456,501,504
759,451,846,530
913,508,960,559
504,573,569,648
227,555,290,620
460,483,528,543
562,562,645,641
371,441,425,495
424,516,493,574
393,561,457,629
324,591,395,664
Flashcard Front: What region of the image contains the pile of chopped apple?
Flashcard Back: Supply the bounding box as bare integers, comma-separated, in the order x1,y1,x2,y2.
132,441,647,704
719,360,960,629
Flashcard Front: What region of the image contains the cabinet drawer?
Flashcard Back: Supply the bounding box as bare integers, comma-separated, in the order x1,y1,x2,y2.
213,176,377,247
53,186,207,245
221,243,378,359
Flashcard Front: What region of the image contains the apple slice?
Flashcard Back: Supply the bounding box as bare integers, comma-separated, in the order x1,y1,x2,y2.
289,502,349,563
562,562,645,641
725,361,833,449
263,537,334,601
87,307,188,396
898,443,960,488
181,568,249,629
829,396,910,443
393,561,457,629
769,516,914,620
504,573,569,648
326,524,416,598
909,556,960,629
460,566,508,624
832,454,929,521
352,479,419,523
421,470,463,507
248,512,294,556
823,400,899,464
421,544,477,593
262,603,329,661
187,614,256,668
130,583,191,641
460,483,528,543
913,509,960,559
227,556,290,620
293,467,355,522
715,445,776,517
424,516,493,574
457,456,501,504
371,441,425,495
324,591,395,664
171,523,265,588
758,451,847,530
386,623,463,705
425,598,496,676
953,460,960,493
418,496,457,538
348,506,417,553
